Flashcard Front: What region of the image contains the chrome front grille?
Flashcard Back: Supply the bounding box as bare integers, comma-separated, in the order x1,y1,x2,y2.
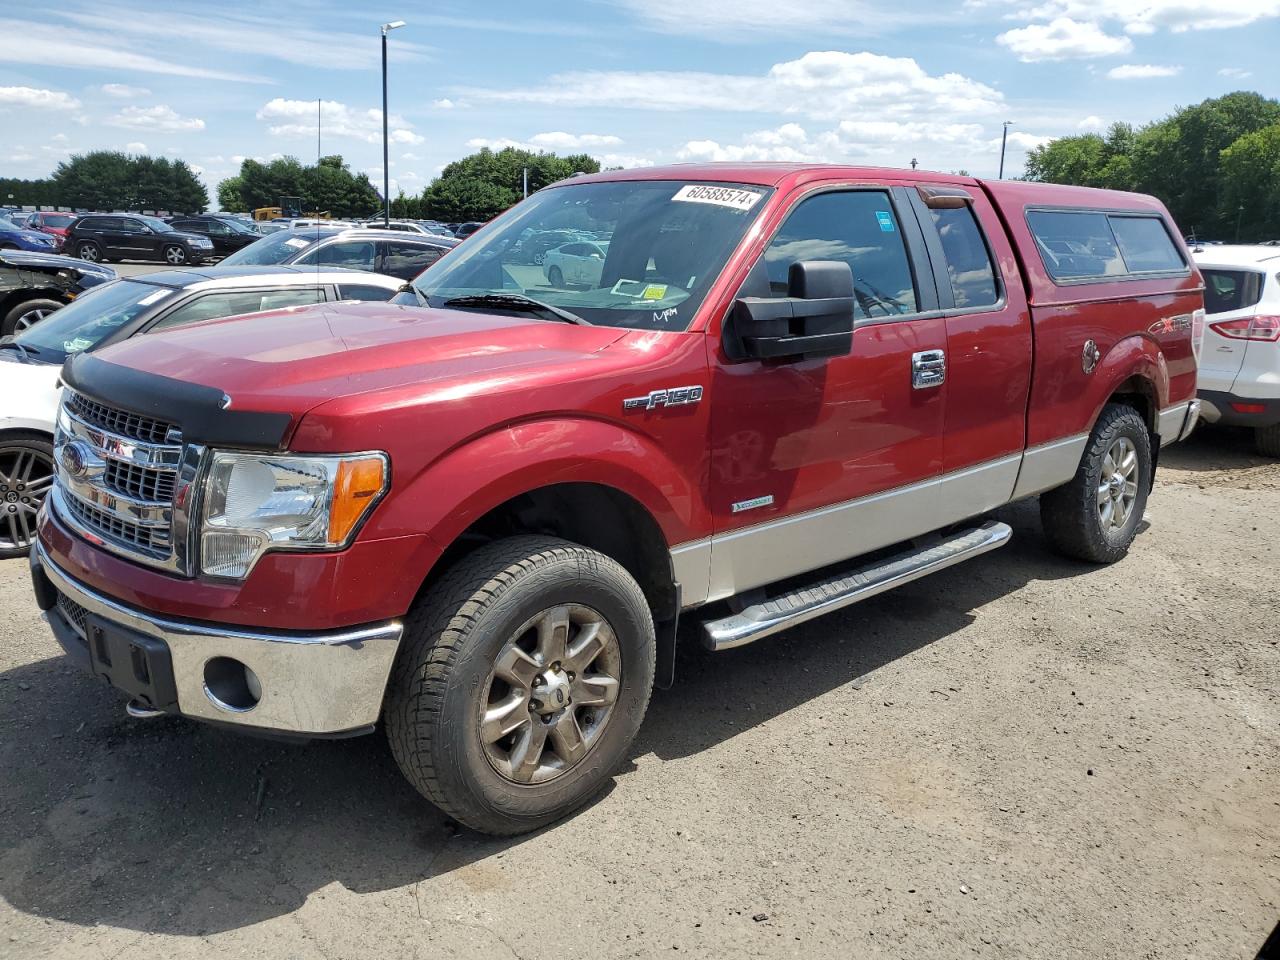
68,391,176,445
53,390,190,572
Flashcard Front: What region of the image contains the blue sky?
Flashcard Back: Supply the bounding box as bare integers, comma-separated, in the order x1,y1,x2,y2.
1,0,1278,204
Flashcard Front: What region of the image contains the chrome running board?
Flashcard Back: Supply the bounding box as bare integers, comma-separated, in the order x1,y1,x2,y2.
701,520,1012,651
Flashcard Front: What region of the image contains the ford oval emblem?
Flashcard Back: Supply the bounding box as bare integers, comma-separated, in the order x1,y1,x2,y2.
59,440,92,479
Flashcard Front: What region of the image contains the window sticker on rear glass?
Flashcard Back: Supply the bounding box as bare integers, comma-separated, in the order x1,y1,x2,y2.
876,211,896,232
137,289,171,306
284,236,310,249
672,184,763,212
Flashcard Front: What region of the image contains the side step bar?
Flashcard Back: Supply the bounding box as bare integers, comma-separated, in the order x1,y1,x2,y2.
701,520,1012,651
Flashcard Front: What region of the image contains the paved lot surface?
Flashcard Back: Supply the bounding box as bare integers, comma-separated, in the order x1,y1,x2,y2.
1,427,1277,960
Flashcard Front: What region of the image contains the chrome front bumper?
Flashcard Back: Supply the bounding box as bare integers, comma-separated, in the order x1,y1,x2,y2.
32,541,403,736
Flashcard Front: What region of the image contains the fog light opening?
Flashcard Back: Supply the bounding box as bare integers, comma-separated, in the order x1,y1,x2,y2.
203,657,261,713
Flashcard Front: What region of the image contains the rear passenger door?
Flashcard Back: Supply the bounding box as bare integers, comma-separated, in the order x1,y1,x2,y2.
907,185,1032,485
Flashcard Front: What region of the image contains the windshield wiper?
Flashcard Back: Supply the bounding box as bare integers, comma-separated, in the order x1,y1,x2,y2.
442,293,591,326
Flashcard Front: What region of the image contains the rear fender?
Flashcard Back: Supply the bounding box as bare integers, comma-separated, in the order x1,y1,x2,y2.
1087,334,1169,434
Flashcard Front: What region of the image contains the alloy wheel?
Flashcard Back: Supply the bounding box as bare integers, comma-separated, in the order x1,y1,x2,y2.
78,243,100,262
14,306,52,333
0,447,53,552
164,245,187,265
1097,436,1139,531
479,604,622,785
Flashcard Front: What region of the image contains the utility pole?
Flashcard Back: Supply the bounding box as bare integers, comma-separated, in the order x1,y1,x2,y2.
523,167,529,199
999,121,1014,179
910,158,918,170
380,20,406,226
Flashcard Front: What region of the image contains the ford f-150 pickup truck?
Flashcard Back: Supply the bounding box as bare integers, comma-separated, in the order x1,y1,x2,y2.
29,164,1204,835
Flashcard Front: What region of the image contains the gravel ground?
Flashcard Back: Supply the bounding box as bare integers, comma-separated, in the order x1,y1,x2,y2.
1,426,1277,960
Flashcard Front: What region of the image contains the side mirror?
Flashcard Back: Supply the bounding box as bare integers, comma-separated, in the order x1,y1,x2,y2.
730,260,855,360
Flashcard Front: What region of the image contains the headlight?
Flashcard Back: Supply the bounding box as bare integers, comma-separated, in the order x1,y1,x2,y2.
200,452,388,579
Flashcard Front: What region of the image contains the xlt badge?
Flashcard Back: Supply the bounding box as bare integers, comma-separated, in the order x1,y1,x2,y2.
623,385,704,411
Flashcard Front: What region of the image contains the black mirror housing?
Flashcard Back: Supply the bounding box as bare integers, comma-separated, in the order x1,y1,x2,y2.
729,260,855,360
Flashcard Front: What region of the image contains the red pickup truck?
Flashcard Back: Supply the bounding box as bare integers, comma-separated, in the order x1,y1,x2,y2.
29,164,1203,835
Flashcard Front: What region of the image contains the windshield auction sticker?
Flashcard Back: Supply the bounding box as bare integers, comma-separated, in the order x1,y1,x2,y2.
671,185,763,211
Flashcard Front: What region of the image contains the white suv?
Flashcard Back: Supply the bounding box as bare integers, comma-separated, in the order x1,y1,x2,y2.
1191,244,1280,456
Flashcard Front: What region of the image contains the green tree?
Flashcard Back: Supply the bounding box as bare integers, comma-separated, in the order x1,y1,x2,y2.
48,150,207,213
1023,123,1135,190
1220,123,1280,242
224,155,379,218
217,175,246,212
1131,92,1280,236
420,147,601,221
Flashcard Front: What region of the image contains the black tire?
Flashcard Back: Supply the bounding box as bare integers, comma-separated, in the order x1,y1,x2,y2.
547,266,564,287
76,241,102,263
162,244,188,266
1257,424,1280,458
0,432,54,561
385,535,656,835
2,298,62,337
1040,403,1152,564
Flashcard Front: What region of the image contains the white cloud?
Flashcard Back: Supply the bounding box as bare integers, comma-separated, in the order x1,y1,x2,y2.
1218,66,1253,79
674,118,1050,173
57,7,432,71
51,133,69,143
431,98,457,109
0,21,268,83
996,18,1132,60
0,86,81,111
124,141,148,153
400,152,420,161
106,104,205,132
98,83,150,99
6,150,36,163
459,51,1004,121
1107,63,1182,79
986,0,1280,35
1076,115,1105,130
612,0,938,39
257,98,424,145
529,132,624,150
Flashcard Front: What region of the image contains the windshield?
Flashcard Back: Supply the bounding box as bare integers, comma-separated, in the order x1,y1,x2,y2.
137,215,173,233
220,218,257,235
15,279,174,363
219,228,334,266
411,180,772,331
44,214,76,228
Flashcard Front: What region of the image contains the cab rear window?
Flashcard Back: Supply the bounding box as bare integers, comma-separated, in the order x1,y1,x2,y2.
1027,210,1186,283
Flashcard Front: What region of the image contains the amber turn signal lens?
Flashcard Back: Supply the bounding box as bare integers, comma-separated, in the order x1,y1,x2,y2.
328,456,386,543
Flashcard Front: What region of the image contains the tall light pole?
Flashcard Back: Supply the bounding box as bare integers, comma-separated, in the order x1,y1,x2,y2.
380,20,406,226
998,120,1014,179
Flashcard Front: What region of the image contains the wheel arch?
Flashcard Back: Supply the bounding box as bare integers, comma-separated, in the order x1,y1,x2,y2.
0,287,65,319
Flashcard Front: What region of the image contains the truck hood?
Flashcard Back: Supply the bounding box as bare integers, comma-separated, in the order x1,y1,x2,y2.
86,300,630,422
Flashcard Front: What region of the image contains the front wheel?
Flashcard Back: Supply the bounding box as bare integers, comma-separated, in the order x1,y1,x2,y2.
1040,403,1152,563
163,244,188,265
384,536,655,835
3,298,62,337
0,434,54,560
547,266,564,287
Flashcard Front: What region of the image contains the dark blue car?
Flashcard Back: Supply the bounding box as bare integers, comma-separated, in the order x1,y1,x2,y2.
0,220,62,254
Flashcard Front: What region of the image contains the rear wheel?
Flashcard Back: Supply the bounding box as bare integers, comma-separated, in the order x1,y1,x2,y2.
385,535,655,835
1257,424,1280,458
0,434,53,560
163,244,188,265
547,266,564,287
2,298,62,337
76,241,101,262
1040,403,1152,564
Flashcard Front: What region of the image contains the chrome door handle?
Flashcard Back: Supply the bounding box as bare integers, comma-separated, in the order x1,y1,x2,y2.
911,349,946,389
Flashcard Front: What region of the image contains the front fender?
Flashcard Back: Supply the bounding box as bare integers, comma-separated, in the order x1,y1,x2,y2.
370,416,707,553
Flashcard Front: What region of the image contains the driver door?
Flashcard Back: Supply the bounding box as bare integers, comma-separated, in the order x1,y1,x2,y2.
705,184,948,600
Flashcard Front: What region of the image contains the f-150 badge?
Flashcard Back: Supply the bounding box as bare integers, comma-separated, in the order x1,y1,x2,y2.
623,386,704,411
